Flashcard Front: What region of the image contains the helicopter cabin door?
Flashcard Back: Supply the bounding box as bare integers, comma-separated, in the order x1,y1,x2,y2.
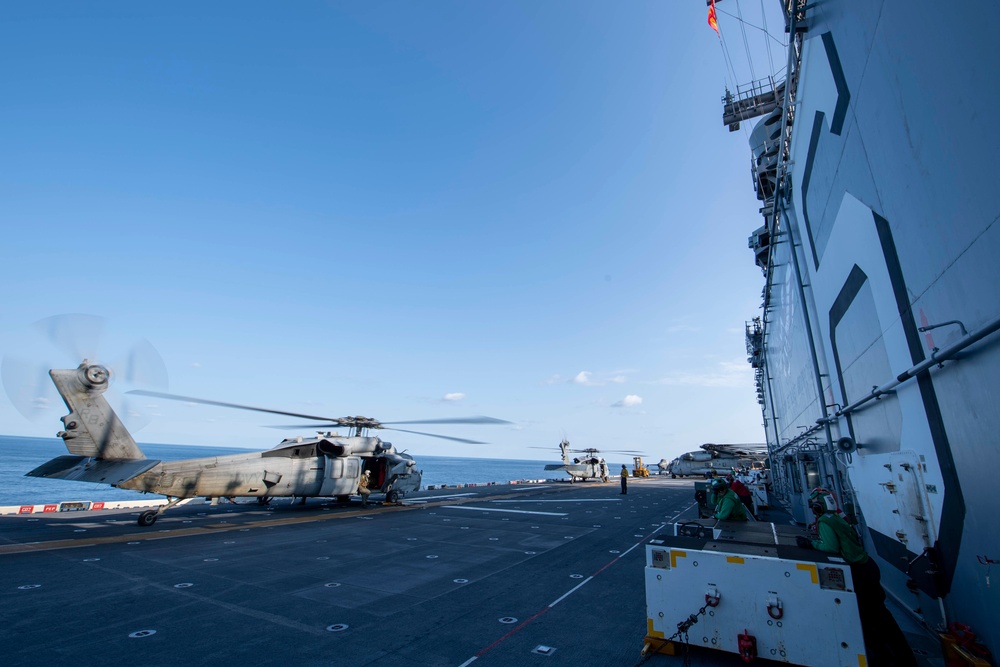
363,459,389,490
319,457,360,496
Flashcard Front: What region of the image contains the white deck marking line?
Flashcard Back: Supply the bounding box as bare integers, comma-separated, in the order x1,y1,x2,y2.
620,541,645,558
672,502,698,521
411,493,477,501
441,505,566,517
460,500,699,665
490,499,621,503
549,504,697,607
548,576,593,608
603,504,693,562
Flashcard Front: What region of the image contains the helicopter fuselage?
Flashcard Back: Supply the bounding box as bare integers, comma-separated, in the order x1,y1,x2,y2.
117,439,421,500
542,439,611,482
28,364,422,510
556,460,609,482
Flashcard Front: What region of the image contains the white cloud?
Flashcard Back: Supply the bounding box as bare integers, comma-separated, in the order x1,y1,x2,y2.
654,359,753,388
612,394,643,408
571,370,631,387
191,362,201,368
443,392,465,402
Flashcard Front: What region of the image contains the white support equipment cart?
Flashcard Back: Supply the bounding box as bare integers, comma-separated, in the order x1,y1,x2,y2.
644,519,867,666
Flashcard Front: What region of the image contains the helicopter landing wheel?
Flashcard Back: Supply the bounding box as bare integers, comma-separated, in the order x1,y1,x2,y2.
602,476,609,483
386,489,401,504
257,497,271,505
138,510,158,527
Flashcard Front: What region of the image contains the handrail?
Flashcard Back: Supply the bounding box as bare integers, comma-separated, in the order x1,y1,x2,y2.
818,313,1000,423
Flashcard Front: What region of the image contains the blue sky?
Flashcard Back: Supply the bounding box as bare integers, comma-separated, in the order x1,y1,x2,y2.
0,1,787,462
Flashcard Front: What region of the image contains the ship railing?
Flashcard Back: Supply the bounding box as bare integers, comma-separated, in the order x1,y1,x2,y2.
722,76,784,129
819,313,1000,424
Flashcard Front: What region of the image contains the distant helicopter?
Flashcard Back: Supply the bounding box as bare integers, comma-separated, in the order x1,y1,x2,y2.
537,439,644,483
659,443,768,478
26,361,509,526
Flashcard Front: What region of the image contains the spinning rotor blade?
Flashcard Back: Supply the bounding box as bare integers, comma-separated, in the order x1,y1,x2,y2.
384,427,487,445
263,424,489,444
127,390,335,422
3,314,107,422
35,313,105,363
129,389,506,443
383,416,511,426
3,314,167,430
1,356,57,422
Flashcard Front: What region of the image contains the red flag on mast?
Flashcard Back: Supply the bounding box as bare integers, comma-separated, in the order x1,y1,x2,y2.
708,0,720,35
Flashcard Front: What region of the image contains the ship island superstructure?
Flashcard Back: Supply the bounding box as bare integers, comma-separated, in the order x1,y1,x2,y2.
736,0,1000,658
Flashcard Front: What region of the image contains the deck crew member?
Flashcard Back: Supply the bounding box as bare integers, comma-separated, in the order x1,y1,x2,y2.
620,465,628,494
710,478,747,521
726,474,755,518
358,470,373,507
796,502,916,666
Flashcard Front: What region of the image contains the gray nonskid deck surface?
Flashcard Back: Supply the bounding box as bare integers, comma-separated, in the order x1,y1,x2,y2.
0,479,930,667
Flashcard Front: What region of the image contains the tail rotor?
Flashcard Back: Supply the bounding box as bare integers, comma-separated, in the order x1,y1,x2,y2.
1,314,169,431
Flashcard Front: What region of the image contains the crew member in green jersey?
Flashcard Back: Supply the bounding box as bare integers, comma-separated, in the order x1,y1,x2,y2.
796,500,915,666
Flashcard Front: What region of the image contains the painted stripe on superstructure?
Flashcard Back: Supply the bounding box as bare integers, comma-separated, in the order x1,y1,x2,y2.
820,31,850,135
872,211,962,597
802,110,826,270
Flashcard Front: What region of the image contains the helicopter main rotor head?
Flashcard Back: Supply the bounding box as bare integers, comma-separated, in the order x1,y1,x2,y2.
334,416,383,431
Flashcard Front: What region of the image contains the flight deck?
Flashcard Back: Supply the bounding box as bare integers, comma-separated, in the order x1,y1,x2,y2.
0,477,940,667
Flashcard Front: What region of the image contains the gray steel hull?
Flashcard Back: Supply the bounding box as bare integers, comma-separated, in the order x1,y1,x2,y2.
743,0,1000,655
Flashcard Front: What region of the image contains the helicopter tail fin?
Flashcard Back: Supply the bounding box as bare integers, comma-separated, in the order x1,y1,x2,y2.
558,439,571,465
49,362,146,460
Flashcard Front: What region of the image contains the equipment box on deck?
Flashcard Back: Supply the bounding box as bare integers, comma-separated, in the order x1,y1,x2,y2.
645,520,866,666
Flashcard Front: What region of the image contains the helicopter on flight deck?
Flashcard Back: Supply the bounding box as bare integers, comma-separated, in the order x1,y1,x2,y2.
658,442,768,478
25,361,510,526
537,439,644,483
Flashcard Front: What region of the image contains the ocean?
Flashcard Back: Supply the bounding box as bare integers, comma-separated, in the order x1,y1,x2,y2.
0,435,567,506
